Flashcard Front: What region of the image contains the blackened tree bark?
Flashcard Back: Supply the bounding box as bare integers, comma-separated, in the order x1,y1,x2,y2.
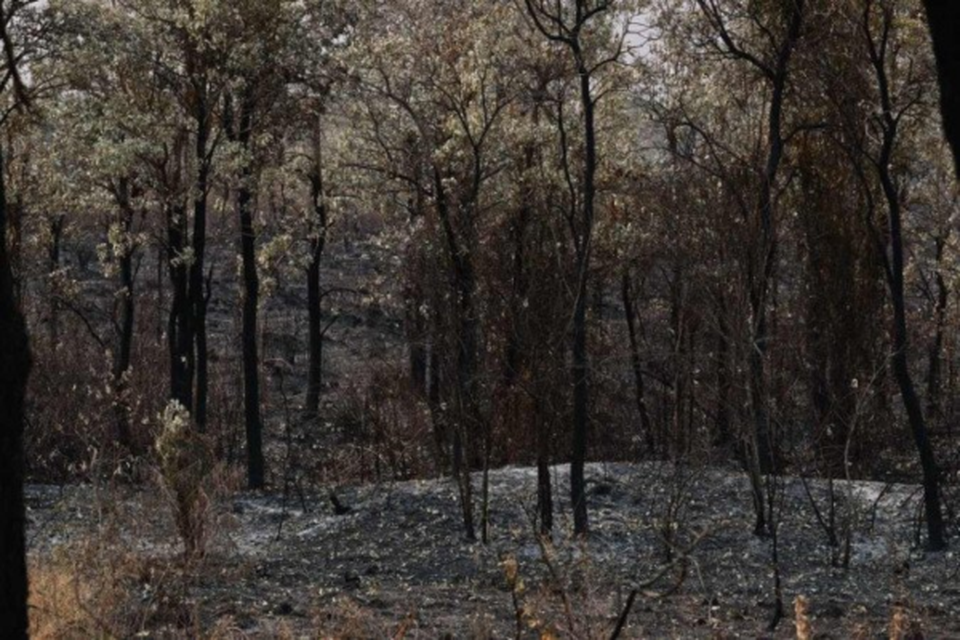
365,20,509,540
570,43,597,536
926,234,948,419
536,412,553,535
923,1,960,424
669,264,689,458
225,90,265,489
305,115,328,418
0,138,30,640
408,308,427,394
154,6,219,432
0,8,31,625
428,336,446,468
864,0,946,550
7,189,21,303
881,169,946,550
923,0,960,176
162,77,211,433
238,97,264,490
167,198,194,412
622,271,654,453
746,2,802,478
714,292,732,447
433,168,478,541
514,135,554,536
46,214,64,346
524,0,616,536
155,243,164,345
190,83,211,430
694,0,805,536
111,177,138,450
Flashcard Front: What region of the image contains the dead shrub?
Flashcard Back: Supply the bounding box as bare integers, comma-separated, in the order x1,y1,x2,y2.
156,400,216,559
312,597,393,639
25,317,167,483
28,533,183,638
324,363,435,483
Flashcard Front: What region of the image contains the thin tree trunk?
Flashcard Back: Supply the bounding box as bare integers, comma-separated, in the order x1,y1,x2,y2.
869,4,947,548
434,168,477,541
521,0,606,538
881,154,946,550
622,272,654,453
926,235,948,420
409,308,427,394
156,242,164,346
537,420,553,536
714,292,732,446
195,299,209,427
457,264,479,542
226,91,265,489
744,2,804,536
113,178,136,450
190,87,210,430
670,265,686,458
0,140,31,640
47,214,64,347
427,338,448,474
8,192,21,303
570,46,597,537
116,248,135,448
167,202,194,411
923,0,960,176
305,116,327,418
481,433,491,544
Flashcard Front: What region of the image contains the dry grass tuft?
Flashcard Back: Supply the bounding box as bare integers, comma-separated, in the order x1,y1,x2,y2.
313,597,394,639
888,604,907,640
29,540,154,639
794,594,812,640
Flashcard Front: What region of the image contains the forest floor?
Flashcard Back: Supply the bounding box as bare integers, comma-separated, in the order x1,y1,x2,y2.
25,462,960,638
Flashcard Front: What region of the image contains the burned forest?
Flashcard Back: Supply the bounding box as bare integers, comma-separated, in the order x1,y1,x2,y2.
3,0,960,637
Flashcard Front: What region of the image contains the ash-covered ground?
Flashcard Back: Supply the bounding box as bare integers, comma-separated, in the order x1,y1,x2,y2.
26,462,960,638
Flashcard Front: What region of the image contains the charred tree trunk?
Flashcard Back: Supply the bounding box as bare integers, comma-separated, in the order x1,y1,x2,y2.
622,272,654,454
167,202,194,412
714,293,733,446
409,306,427,394
155,242,164,346
879,148,946,550
239,105,264,490
427,335,448,473
305,116,328,418
113,178,137,450
190,87,211,430
670,265,688,458
523,0,609,537
868,3,946,548
537,409,553,536
742,0,804,536
0,140,31,640
457,260,479,541
46,214,64,347
748,58,793,477
194,293,209,426
226,91,265,489
570,45,597,537
115,253,135,448
926,235,948,420
434,168,477,541
923,1,960,176
8,192,21,303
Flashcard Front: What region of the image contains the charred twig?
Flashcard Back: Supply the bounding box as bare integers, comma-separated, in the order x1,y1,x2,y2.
329,491,352,515
609,588,638,640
